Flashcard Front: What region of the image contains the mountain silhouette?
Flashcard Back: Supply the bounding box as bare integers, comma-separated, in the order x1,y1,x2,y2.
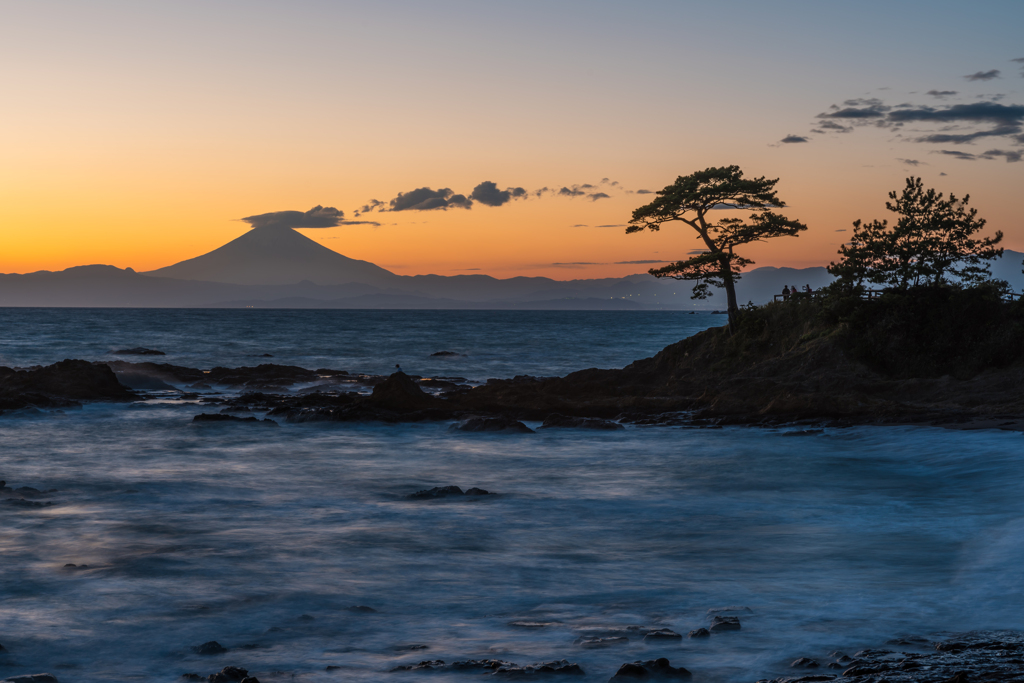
144,226,400,286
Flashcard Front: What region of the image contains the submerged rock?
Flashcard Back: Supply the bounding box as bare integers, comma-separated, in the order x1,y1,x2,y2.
687,628,710,638
192,413,277,426
449,417,534,433
431,351,461,357
610,658,691,680
191,641,228,655
643,629,683,641
575,636,629,648
790,657,819,668
0,359,135,412
539,414,624,430
708,616,741,632
408,486,492,499
346,605,378,613
112,347,165,355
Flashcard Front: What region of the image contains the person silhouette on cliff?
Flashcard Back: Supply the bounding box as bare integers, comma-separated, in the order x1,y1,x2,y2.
782,285,791,300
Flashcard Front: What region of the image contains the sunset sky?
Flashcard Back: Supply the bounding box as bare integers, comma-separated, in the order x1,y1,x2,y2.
2,0,1022,279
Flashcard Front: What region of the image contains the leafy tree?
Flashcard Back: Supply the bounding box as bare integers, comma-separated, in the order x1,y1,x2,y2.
627,165,807,330
828,177,1003,291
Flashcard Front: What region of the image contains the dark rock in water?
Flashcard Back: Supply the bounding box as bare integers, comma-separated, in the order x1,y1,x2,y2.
706,606,752,615
0,360,135,411
687,628,710,638
449,416,534,433
370,372,437,411
643,629,683,641
113,347,165,355
492,660,584,676
407,485,492,499
391,644,430,652
539,414,624,430
251,354,273,358
2,676,61,683
708,616,741,632
346,605,377,613
112,368,178,391
390,660,447,672
611,658,691,680
431,351,460,357
408,485,465,499
191,641,227,655
208,667,249,682
192,413,277,426
418,378,461,390
575,636,629,648
791,657,819,668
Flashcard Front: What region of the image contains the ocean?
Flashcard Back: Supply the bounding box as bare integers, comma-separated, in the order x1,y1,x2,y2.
1,309,1022,682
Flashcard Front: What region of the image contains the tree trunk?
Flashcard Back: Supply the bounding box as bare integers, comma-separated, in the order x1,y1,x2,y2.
722,266,740,333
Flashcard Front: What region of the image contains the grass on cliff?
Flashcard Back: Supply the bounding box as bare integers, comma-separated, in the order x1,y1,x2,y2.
672,284,1024,381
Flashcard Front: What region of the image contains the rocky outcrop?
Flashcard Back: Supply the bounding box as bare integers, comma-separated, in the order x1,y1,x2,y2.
449,416,534,433
757,631,1024,683
0,359,135,412
610,658,691,680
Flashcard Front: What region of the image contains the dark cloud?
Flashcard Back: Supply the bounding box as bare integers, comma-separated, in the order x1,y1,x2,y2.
551,262,602,267
596,224,626,228
898,159,924,166
587,192,611,201
835,229,847,232
935,150,978,160
390,187,472,211
981,149,1023,163
781,134,809,143
601,178,620,187
470,181,527,207
242,205,377,229
820,98,890,119
812,120,853,133
558,187,586,197
813,96,1024,153
687,249,710,255
354,199,386,216
535,187,551,198
572,224,588,227
926,90,958,98
965,70,1000,81
1012,58,1024,63
580,183,597,189
634,189,653,195
940,172,948,176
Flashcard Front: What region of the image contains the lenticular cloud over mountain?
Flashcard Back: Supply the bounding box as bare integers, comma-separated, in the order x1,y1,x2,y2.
242,205,348,229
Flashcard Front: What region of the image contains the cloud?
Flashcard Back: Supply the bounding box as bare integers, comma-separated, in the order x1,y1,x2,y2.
535,187,551,197
601,178,620,187
780,134,809,143
558,186,586,197
596,224,626,228
965,70,1000,81
635,189,653,195
390,187,472,211
835,229,847,232
687,249,710,255
587,192,611,201
927,90,958,98
981,149,1022,163
812,95,1024,153
819,98,890,119
572,224,588,227
353,199,386,216
614,260,672,264
935,150,978,160
550,262,603,267
1013,58,1024,63
897,159,924,166
470,181,527,207
242,205,378,229
812,120,853,133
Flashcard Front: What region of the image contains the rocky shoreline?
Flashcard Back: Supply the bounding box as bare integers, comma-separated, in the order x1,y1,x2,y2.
4,631,1023,682
2,340,1023,432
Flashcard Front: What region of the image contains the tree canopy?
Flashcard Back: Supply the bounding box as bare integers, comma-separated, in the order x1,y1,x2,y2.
627,165,807,329
828,177,1003,290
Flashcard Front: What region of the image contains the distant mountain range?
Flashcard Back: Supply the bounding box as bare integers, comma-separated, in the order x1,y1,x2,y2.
2,227,1021,309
